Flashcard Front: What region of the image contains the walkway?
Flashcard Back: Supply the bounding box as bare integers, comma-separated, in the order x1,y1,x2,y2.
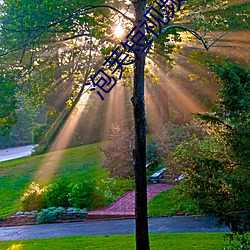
88,184,171,219
0,145,37,162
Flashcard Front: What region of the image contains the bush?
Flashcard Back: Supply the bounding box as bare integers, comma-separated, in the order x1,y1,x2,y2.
68,180,94,209
21,182,45,211
36,206,64,224
43,177,71,208
32,123,47,144
146,141,159,171
147,122,205,166
93,177,134,209
168,62,250,233
93,178,117,208
223,233,250,250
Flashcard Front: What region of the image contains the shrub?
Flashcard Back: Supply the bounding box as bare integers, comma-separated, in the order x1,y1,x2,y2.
67,207,87,213
169,62,250,233
36,206,64,224
43,177,71,208
68,180,94,209
21,182,45,211
223,233,250,250
147,122,206,166
146,141,159,171
32,123,47,144
93,178,117,209
93,177,134,209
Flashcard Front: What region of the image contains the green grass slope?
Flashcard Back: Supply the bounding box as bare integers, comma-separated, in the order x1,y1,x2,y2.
0,143,103,217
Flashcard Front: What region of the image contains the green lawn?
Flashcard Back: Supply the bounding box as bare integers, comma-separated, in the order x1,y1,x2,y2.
148,186,199,217
0,143,103,217
0,233,231,250
0,141,187,219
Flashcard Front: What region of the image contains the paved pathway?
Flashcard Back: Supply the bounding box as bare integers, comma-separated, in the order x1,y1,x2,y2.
88,184,171,218
0,216,230,241
0,145,37,162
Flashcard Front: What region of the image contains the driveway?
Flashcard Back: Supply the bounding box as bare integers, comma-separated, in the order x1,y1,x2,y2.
0,216,229,241
0,145,37,162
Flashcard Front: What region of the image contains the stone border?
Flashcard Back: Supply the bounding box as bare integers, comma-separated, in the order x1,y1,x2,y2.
0,212,87,227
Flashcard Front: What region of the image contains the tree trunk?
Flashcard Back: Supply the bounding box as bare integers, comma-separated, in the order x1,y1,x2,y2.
132,1,150,250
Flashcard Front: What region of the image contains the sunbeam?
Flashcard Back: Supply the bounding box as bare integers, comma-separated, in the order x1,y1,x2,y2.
35,94,90,184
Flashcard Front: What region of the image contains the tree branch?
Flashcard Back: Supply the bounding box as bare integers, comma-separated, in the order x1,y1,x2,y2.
0,4,134,57
83,5,135,24
145,25,229,55
1,4,134,33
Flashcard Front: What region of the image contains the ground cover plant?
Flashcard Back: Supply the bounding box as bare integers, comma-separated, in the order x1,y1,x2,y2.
0,233,232,250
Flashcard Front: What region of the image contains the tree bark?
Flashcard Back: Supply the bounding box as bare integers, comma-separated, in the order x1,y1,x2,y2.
132,1,150,250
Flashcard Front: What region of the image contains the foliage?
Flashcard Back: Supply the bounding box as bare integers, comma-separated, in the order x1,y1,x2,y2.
32,123,48,144
93,177,134,208
167,62,250,233
0,142,102,217
43,178,71,208
36,206,64,224
147,122,206,167
223,233,250,250
67,207,86,213
168,136,240,212
204,2,250,31
20,182,45,212
68,179,94,209
99,124,134,178
146,141,159,171
93,178,118,208
0,74,18,136
19,166,133,213
0,104,45,149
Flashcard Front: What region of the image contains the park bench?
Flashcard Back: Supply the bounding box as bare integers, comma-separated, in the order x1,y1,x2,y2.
149,168,165,184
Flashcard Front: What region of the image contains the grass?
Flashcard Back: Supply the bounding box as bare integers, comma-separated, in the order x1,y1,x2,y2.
0,143,104,217
148,186,199,217
0,233,231,250
0,139,197,218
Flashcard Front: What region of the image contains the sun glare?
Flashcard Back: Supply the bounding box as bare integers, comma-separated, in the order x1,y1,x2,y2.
114,24,124,38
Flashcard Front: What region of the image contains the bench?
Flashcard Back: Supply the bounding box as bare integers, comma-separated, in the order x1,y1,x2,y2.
175,174,185,182
149,168,165,184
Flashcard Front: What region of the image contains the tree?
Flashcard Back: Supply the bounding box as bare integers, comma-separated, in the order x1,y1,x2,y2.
130,1,231,248
0,73,18,136
99,124,133,178
168,61,250,233
0,1,243,249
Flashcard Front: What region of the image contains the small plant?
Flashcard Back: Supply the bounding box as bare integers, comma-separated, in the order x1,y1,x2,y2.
36,206,64,224
21,182,45,211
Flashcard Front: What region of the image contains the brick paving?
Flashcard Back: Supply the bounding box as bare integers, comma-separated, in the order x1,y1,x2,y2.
88,184,171,219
